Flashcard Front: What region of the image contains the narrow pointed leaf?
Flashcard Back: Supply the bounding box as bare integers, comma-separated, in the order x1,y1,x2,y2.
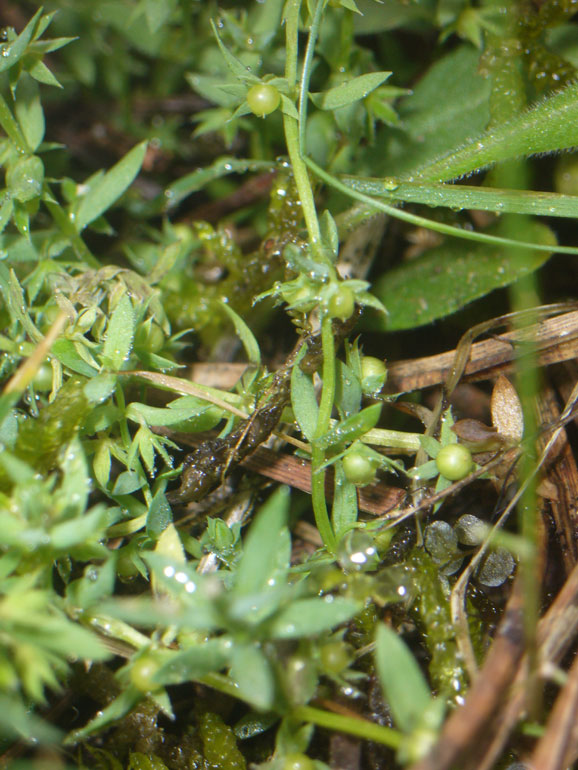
75,142,147,231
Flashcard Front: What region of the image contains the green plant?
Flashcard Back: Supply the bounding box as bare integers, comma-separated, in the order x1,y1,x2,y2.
0,0,576,767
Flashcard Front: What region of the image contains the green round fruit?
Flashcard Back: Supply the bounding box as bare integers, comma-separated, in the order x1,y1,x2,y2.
319,641,352,675
129,654,162,693
435,444,473,481
342,451,376,486
361,355,387,380
328,286,355,321
32,363,53,392
247,84,281,117
283,753,315,770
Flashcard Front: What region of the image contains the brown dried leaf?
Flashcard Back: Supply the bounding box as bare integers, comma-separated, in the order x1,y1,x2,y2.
452,418,504,451
491,375,524,442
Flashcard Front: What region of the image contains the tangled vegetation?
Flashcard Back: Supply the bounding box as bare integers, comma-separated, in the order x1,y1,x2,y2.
2,1,578,768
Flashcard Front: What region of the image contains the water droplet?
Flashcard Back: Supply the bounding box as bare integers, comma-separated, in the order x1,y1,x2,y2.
382,177,399,191
174,570,188,584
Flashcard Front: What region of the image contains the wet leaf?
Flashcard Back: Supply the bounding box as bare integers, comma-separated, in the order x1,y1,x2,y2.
102,293,136,370
311,72,391,111
372,221,556,330
154,641,230,686
230,644,275,711
75,141,147,231
375,623,433,734
291,351,319,442
269,597,360,639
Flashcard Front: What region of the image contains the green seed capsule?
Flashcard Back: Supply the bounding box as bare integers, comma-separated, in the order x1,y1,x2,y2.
435,444,473,481
328,286,355,321
342,451,376,486
247,84,281,117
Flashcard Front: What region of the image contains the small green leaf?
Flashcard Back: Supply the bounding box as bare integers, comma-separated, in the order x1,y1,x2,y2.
234,486,289,597
211,20,259,82
112,470,145,496
335,360,362,417
57,436,90,518
336,0,362,13
408,459,439,480
220,301,261,366
419,435,442,459
311,72,391,111
332,463,358,541
0,9,43,75
51,338,99,377
269,597,360,639
291,352,319,442
126,401,222,432
67,557,116,608
279,93,300,119
51,505,112,550
75,141,147,231
162,157,272,210
375,624,433,734
28,58,63,87
102,293,136,370
320,209,339,259
316,403,382,452
6,155,44,202
14,74,44,151
154,641,230,686
230,644,275,711
146,490,173,540
93,441,112,488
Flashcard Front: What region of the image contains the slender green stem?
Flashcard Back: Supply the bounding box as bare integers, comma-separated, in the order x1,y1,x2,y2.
284,116,324,251
294,705,403,749
311,314,337,553
284,0,300,89
298,0,326,152
282,0,330,262
283,0,337,552
316,314,337,437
